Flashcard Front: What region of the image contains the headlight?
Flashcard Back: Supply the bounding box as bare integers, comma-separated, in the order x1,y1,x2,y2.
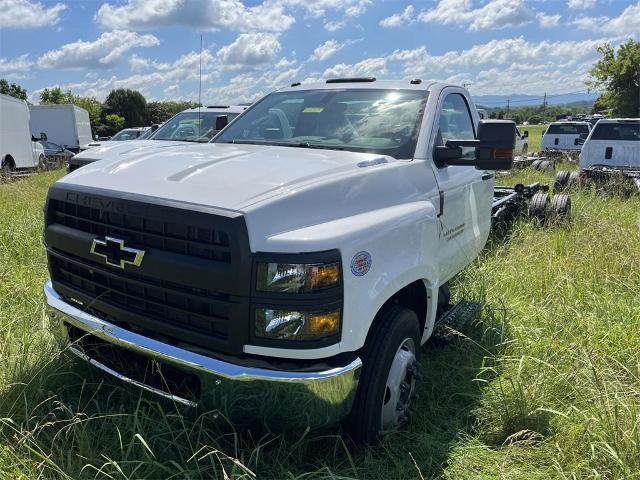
256,262,340,293
254,308,341,341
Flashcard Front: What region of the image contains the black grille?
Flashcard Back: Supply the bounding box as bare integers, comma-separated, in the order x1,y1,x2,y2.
49,197,231,263
45,185,252,355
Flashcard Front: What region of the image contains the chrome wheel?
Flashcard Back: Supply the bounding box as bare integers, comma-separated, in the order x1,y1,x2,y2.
380,337,417,430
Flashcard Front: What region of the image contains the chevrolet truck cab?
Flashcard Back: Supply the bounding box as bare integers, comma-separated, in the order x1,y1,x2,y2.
44,79,515,441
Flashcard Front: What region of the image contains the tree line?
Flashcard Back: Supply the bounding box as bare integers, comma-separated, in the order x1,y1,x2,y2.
0,81,197,138
37,88,198,138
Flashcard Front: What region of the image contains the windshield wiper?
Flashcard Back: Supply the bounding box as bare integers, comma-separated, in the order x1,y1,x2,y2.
225,139,345,150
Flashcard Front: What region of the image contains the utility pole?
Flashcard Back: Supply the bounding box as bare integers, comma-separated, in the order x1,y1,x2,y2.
506,99,510,118
542,92,547,121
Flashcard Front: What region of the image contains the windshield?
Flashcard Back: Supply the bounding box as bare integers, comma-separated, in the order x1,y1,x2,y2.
150,111,239,142
547,124,590,135
214,89,428,159
591,122,639,141
111,129,144,141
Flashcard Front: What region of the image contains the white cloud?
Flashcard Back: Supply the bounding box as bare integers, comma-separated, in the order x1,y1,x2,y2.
95,0,294,32
380,5,414,28
418,0,558,31
309,40,344,62
571,3,640,35
537,12,561,28
322,57,387,79
31,49,218,102
217,33,282,70
0,0,66,28
324,19,346,31
38,30,159,69
392,37,612,76
284,0,371,18
0,54,33,75
567,0,596,10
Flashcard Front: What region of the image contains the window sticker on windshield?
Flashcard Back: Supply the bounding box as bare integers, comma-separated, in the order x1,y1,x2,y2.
303,107,324,113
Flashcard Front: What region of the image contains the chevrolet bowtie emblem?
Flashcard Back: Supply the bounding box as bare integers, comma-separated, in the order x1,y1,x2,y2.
90,236,145,269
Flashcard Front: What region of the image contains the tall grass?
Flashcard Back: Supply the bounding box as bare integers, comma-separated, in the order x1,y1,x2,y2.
1,168,639,479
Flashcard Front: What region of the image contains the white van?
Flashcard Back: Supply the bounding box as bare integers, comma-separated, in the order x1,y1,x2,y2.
1,93,46,175
580,119,639,169
29,104,93,152
541,122,592,152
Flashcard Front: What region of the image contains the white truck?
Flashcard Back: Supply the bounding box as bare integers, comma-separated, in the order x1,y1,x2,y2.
29,104,93,153
43,79,515,441
1,93,46,176
67,105,246,172
555,118,640,192
541,121,592,152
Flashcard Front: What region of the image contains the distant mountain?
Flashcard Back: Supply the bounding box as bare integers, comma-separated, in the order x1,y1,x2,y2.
473,92,598,108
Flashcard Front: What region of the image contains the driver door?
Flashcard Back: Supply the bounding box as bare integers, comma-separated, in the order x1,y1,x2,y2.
431,90,493,282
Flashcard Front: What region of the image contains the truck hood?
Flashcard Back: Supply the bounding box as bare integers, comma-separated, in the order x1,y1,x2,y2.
59,143,397,211
75,140,185,161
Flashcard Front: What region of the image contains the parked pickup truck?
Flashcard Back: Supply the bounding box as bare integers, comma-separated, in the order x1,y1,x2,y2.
67,105,247,172
43,79,515,442
541,121,592,152
555,118,640,192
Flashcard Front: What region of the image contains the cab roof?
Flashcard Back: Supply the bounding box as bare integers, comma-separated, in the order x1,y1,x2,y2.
594,118,639,123
278,79,444,93
183,105,247,114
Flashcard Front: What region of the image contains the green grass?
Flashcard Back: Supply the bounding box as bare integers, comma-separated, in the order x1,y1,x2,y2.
518,124,547,153
1,169,640,479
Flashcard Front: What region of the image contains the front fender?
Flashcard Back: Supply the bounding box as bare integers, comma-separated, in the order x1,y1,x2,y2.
252,201,440,357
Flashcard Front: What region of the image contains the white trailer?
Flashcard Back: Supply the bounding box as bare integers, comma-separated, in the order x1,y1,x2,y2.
29,104,93,152
0,93,45,175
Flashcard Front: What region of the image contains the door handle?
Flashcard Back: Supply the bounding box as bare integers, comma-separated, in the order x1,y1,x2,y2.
482,172,494,181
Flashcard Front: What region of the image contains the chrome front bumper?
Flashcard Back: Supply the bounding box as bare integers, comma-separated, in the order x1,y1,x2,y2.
44,281,362,429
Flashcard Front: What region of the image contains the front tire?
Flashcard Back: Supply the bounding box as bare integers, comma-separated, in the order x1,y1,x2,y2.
346,306,421,443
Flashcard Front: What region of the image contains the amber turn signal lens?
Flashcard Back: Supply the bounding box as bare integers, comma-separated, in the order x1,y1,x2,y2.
307,264,340,290
307,311,340,335
494,148,514,159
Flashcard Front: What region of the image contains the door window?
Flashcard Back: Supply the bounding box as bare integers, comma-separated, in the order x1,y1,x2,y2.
437,93,476,160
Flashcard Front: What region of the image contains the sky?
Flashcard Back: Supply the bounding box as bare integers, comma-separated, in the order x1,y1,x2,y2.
0,0,638,106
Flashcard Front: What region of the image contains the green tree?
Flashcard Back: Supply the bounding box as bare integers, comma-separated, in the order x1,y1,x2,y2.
588,39,640,117
104,114,125,135
146,100,198,124
39,87,70,104
0,79,27,100
104,89,147,127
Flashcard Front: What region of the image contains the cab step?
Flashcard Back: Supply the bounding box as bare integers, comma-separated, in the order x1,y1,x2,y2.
431,300,481,344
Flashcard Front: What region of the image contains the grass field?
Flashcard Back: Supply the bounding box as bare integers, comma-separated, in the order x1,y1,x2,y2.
1,167,639,479
519,124,547,152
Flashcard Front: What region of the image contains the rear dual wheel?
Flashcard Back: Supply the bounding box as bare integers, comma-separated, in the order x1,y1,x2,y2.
347,306,421,443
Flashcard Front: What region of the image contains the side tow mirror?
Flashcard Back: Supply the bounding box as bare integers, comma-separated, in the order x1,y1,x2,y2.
40,132,48,141
434,120,516,171
215,115,229,131
523,130,529,137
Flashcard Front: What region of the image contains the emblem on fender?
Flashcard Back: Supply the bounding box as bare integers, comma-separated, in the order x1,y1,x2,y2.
90,236,145,269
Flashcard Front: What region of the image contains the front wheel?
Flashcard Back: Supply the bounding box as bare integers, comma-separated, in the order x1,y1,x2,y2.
346,306,421,443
